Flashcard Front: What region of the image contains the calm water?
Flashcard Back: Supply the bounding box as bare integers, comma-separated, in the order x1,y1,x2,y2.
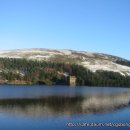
0,85,130,130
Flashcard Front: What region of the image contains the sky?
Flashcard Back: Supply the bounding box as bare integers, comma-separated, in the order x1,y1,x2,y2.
0,0,130,60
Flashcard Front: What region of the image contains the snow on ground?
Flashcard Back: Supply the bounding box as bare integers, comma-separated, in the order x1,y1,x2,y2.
57,49,72,55
0,49,130,75
81,60,130,75
28,55,52,60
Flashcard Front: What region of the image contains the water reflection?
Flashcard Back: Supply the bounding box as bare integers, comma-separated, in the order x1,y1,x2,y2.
0,92,129,117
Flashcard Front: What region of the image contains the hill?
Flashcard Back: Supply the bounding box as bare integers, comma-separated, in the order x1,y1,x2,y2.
0,48,130,87
0,48,130,76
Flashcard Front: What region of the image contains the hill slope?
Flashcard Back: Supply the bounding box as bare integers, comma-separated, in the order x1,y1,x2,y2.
0,58,130,86
0,48,130,76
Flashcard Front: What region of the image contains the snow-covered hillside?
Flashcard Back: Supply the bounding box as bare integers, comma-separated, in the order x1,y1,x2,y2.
0,48,130,76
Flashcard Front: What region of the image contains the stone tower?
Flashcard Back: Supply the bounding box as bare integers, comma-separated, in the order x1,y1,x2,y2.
69,76,76,86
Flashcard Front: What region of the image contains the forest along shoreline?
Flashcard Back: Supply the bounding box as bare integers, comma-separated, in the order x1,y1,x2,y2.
0,58,130,87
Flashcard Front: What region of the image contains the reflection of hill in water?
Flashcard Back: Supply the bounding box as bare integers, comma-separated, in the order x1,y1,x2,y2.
0,92,129,117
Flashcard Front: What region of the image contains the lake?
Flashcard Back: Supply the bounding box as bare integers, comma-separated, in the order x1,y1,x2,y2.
0,85,130,130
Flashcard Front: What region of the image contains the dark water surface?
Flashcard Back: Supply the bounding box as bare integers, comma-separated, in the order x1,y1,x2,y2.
0,85,130,130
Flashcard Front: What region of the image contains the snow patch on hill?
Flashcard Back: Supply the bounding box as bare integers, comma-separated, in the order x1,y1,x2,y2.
81,60,130,75
0,48,130,76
